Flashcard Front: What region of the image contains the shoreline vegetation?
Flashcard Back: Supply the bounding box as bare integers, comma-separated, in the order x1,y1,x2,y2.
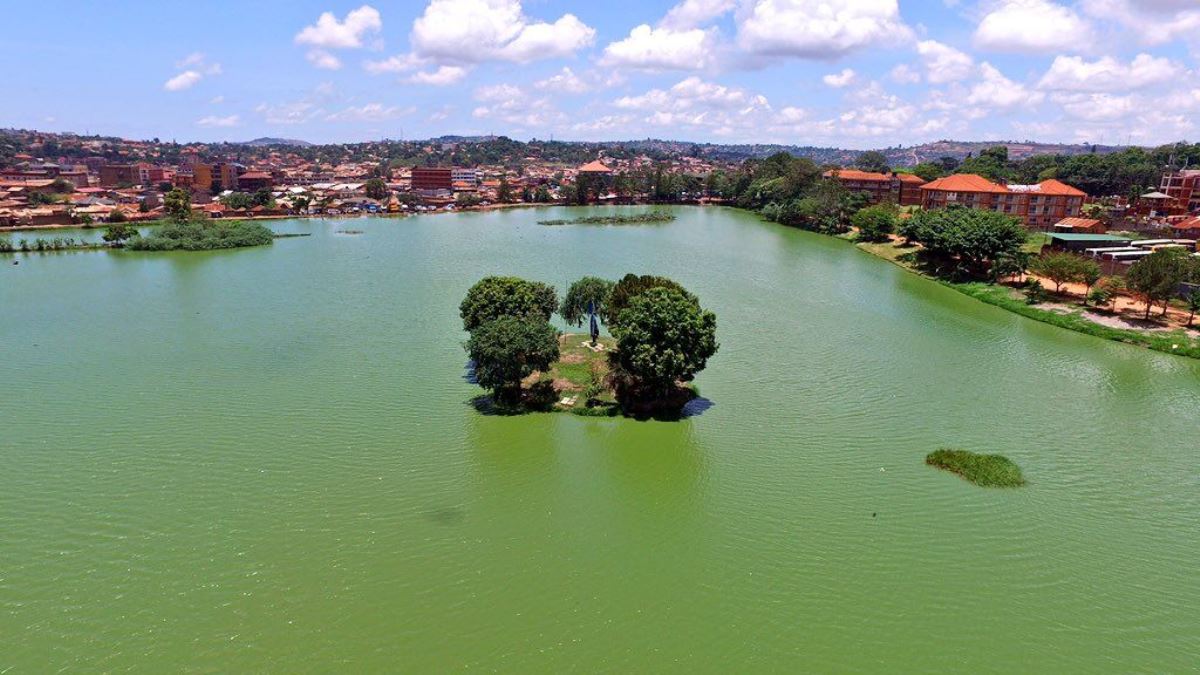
1,220,299,254
926,448,1026,488
537,210,676,226
856,239,1200,360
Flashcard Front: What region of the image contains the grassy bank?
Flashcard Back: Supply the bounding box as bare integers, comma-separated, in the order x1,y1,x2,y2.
856,240,1200,361
926,448,1025,487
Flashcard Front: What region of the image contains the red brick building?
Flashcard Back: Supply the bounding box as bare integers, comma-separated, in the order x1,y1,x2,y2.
824,169,924,206
919,174,1087,229
1160,170,1200,214
411,167,453,193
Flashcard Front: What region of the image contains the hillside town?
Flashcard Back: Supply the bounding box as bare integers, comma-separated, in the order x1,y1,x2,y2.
2,130,1198,256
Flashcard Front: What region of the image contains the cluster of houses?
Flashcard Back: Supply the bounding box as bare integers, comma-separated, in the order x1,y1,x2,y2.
3,136,1198,264
824,167,1200,244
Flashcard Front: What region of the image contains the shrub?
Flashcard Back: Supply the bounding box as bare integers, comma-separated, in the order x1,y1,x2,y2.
926,448,1025,487
126,220,274,251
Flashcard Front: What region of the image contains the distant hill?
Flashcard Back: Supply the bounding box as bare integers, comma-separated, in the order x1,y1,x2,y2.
877,140,1129,166
236,137,314,147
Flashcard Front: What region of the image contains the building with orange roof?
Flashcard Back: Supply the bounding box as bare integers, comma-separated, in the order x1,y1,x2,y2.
1171,216,1200,240
578,160,613,175
920,174,1087,229
824,169,924,206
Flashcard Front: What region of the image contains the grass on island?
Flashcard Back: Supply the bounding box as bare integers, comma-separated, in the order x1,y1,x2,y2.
531,333,621,416
856,238,1200,360
926,448,1026,488
126,219,275,251
538,211,676,226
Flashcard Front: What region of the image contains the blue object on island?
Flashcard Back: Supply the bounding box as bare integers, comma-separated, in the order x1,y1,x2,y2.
589,300,599,345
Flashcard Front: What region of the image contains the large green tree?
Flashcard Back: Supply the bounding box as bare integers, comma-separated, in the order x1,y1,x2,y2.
606,273,696,329
560,276,616,327
466,317,560,403
903,206,1027,278
459,276,558,332
364,177,388,201
1126,249,1191,320
855,150,891,174
851,204,898,243
610,287,718,404
163,188,193,222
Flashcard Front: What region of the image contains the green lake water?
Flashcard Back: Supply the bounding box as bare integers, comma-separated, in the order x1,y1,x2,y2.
2,207,1198,671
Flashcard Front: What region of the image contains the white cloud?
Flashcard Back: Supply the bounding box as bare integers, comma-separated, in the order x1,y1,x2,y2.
823,69,857,88
295,5,382,49
306,50,343,70
164,54,222,91
363,53,424,74
736,0,913,59
325,103,413,122
471,84,562,128
601,24,718,71
176,52,206,69
164,71,203,91
616,77,769,112
660,0,736,29
1080,0,1200,45
408,65,468,86
890,64,921,84
534,67,591,94
209,95,225,104
967,62,1044,109
1037,53,1181,92
974,0,1095,54
196,114,240,128
411,0,594,64
916,40,973,83
255,101,321,125
1054,93,1138,122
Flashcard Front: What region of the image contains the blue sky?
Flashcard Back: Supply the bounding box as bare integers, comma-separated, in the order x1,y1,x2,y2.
4,0,1198,148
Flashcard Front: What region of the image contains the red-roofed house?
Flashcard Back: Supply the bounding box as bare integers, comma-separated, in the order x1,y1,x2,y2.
578,160,613,176
1171,216,1200,240
920,174,1087,229
824,169,925,206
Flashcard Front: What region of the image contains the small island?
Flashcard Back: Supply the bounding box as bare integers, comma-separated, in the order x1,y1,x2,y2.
926,448,1025,487
538,211,676,226
460,273,717,418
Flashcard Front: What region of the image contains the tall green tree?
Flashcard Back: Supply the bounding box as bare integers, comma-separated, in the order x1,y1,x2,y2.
855,150,891,174
163,188,193,222
610,287,718,404
903,206,1027,278
364,177,388,201
459,276,558,332
560,277,616,327
466,317,560,403
606,273,696,329
1126,248,1189,320
851,204,898,242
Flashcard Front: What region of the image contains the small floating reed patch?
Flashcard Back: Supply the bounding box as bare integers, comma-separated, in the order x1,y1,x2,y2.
538,211,676,226
337,229,364,235
926,448,1025,487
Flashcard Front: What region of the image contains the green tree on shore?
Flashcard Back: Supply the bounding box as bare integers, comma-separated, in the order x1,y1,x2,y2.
164,188,193,222
1126,248,1190,320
